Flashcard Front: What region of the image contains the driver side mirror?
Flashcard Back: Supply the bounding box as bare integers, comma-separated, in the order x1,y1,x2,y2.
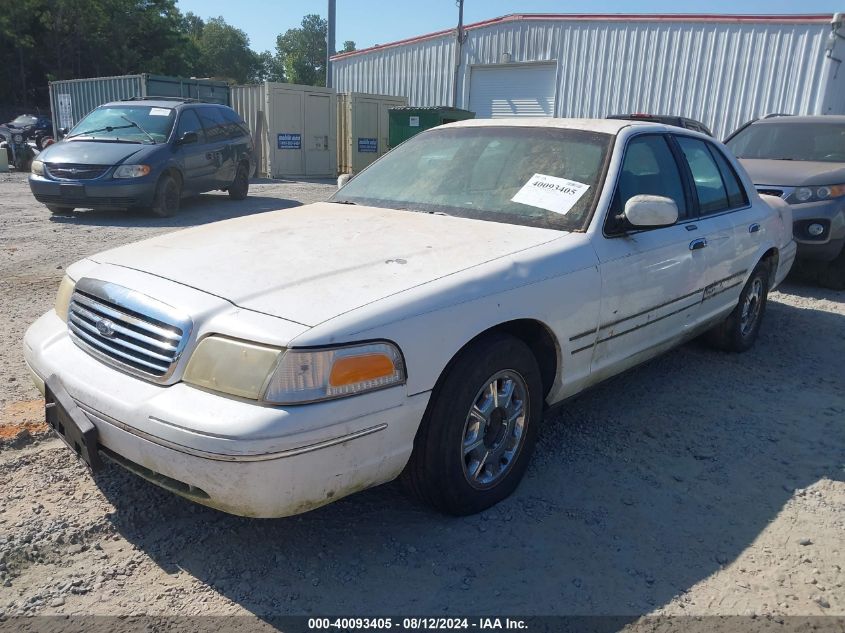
176,131,198,146
623,195,679,229
59,127,68,136
337,173,353,188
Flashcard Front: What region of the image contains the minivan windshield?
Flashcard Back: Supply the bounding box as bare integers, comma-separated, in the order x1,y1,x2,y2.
331,126,612,231
68,105,175,144
726,121,845,163
11,115,38,126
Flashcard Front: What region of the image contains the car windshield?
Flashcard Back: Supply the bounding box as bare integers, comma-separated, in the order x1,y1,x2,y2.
331,126,612,231
726,121,845,163
68,105,175,144
12,115,38,126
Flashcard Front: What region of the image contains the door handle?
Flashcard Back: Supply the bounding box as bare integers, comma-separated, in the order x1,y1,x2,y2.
689,238,708,251
748,223,761,233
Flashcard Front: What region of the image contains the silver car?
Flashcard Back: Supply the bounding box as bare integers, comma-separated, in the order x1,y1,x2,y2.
726,115,845,289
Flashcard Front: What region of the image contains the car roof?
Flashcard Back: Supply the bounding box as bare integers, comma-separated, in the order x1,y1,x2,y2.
443,117,660,135
99,99,222,109
751,115,845,125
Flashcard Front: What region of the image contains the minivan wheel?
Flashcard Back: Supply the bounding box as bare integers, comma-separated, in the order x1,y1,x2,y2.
228,163,249,200
150,174,180,218
401,333,543,516
46,205,74,215
818,249,845,291
704,263,769,352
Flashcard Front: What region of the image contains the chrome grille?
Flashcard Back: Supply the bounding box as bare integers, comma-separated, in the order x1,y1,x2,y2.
67,279,192,381
46,163,110,180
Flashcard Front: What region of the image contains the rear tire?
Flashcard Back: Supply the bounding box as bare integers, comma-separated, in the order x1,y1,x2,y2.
150,173,180,218
401,333,543,516
46,205,74,215
704,263,769,352
228,162,249,200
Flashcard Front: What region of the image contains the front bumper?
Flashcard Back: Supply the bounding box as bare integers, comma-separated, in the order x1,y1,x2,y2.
789,198,845,262
24,310,428,517
29,173,157,209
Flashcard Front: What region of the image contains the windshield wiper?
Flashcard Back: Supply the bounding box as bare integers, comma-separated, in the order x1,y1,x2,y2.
329,200,357,205
67,124,134,139
120,115,156,144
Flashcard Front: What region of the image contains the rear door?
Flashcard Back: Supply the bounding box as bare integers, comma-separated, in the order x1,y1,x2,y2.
589,134,710,377
173,109,214,193
673,135,757,320
196,106,231,187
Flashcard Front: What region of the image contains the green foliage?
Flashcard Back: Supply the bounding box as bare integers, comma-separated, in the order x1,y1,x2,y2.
276,14,327,87
341,41,356,53
0,3,335,106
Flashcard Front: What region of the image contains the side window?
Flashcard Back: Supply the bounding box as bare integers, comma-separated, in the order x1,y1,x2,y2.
219,107,248,139
175,109,205,144
676,136,731,215
197,107,227,143
607,135,688,233
708,144,749,208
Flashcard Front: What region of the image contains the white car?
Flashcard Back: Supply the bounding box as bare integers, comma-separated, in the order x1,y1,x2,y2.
24,118,796,518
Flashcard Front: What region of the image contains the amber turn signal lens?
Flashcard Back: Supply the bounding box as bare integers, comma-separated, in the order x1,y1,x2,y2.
329,353,396,387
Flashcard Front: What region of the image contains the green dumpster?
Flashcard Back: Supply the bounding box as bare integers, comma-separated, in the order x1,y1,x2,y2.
388,106,475,148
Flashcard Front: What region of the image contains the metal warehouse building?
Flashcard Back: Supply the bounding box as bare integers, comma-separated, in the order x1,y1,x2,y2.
331,13,845,139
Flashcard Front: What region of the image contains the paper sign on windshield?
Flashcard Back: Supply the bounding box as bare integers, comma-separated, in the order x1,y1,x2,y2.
149,107,172,116
511,173,590,215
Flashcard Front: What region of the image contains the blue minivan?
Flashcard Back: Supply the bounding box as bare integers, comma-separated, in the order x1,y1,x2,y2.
30,98,255,217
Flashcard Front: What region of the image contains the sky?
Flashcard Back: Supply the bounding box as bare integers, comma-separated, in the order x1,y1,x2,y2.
177,0,844,54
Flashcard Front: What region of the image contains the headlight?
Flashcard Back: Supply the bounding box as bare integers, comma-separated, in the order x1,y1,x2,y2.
113,164,151,179
183,338,406,404
54,275,76,322
184,336,282,400
31,160,44,175
787,184,845,204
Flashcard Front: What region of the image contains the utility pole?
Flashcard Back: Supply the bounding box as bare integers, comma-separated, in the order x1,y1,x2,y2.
326,0,337,88
452,0,464,108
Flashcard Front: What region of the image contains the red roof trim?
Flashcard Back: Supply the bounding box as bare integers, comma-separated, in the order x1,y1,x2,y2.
331,12,834,60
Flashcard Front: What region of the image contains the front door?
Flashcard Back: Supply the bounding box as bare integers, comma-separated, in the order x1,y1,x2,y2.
173,109,214,194
589,134,709,379
304,93,333,176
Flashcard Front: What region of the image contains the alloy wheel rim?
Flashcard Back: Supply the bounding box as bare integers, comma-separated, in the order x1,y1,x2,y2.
740,278,763,337
460,370,529,489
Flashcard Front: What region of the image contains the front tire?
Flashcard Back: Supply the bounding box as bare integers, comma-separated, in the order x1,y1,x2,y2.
228,162,249,200
402,333,543,516
150,173,181,218
704,263,769,352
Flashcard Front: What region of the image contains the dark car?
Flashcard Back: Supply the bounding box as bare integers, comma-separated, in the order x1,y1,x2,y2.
607,113,713,136
3,113,53,147
29,98,254,217
725,115,845,289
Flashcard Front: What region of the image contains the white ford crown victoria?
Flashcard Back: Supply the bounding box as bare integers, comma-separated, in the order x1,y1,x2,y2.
24,119,796,517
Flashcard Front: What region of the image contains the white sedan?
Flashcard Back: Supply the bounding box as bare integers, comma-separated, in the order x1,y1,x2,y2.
24,118,796,517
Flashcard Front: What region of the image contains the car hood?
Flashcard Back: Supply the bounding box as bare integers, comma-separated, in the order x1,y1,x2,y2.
38,139,148,166
739,158,845,187
91,202,565,326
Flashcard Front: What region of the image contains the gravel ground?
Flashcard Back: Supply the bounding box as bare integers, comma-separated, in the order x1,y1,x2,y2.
0,172,843,623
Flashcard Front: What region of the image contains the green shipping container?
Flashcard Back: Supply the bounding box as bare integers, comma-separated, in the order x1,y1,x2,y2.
388,106,475,148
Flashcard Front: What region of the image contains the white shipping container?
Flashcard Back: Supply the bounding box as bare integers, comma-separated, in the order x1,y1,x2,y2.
231,83,269,177
337,92,408,174
332,13,845,139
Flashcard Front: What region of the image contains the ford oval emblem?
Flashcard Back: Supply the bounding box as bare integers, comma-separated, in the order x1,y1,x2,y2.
96,318,116,338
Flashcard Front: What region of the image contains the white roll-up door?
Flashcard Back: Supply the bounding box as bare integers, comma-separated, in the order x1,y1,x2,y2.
469,64,556,118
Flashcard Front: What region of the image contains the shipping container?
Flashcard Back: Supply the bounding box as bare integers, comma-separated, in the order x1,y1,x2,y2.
388,106,475,147
332,13,845,139
231,83,269,177
337,92,407,174
260,82,337,178
49,74,230,138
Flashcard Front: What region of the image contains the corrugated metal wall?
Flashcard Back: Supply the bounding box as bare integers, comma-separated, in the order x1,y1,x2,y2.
333,35,456,108
231,83,269,176
333,17,842,139
49,75,144,135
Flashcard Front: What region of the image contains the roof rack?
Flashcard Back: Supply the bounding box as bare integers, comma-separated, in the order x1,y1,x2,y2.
762,112,793,119
124,96,201,103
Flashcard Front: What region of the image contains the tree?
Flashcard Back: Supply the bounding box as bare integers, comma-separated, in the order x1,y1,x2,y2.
341,40,356,53
190,16,257,84
275,14,327,86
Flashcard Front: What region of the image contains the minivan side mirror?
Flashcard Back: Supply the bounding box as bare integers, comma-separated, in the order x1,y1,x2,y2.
59,127,68,136
177,131,198,145
624,195,679,228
